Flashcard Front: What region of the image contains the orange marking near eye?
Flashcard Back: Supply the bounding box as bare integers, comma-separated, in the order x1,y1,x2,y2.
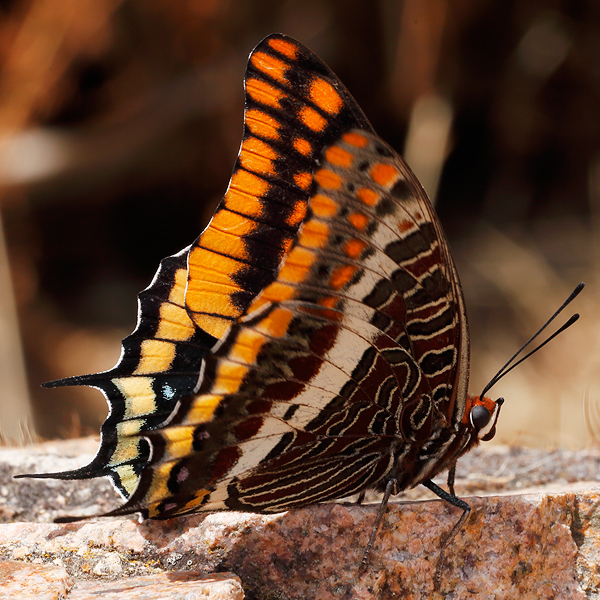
293,137,312,156
344,239,367,259
246,78,284,108
343,132,368,147
299,219,329,248
330,264,357,290
371,163,399,187
356,187,379,206
257,306,295,338
268,37,298,59
460,395,497,425
239,137,277,176
315,168,342,189
294,172,312,190
310,194,338,217
286,200,308,227
348,211,370,231
300,106,327,132
325,145,353,167
309,78,343,114
246,109,280,140
251,52,289,83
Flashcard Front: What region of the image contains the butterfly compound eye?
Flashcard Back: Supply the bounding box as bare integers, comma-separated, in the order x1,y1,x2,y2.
470,404,491,430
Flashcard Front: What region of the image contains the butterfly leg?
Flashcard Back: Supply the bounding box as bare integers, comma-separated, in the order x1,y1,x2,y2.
422,479,471,592
447,463,457,496
359,477,397,572
355,491,366,505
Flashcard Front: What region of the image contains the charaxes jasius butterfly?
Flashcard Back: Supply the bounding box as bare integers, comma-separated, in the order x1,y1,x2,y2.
20,33,582,587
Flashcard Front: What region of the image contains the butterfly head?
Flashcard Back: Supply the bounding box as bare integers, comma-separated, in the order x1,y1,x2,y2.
464,395,504,442
464,284,583,449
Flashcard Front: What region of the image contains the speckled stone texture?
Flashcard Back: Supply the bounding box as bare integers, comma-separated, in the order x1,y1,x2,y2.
2,559,73,599
1,560,243,599
1,439,599,599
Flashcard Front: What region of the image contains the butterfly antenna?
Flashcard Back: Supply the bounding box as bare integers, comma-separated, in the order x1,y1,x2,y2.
479,282,584,400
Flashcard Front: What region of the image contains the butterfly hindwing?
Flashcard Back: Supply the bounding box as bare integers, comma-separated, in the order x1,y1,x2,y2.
39,248,215,498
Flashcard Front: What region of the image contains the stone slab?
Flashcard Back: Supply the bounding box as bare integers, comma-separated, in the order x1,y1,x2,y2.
1,439,599,598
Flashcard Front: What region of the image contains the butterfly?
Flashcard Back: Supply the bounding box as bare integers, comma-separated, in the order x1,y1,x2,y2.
22,32,507,582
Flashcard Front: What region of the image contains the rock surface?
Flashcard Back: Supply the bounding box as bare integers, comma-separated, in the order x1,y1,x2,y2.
0,438,599,599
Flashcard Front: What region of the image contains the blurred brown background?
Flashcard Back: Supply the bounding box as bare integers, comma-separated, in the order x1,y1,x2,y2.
0,0,597,448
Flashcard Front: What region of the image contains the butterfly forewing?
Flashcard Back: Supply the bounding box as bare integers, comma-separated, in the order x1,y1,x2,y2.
184,34,374,340
28,33,470,521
